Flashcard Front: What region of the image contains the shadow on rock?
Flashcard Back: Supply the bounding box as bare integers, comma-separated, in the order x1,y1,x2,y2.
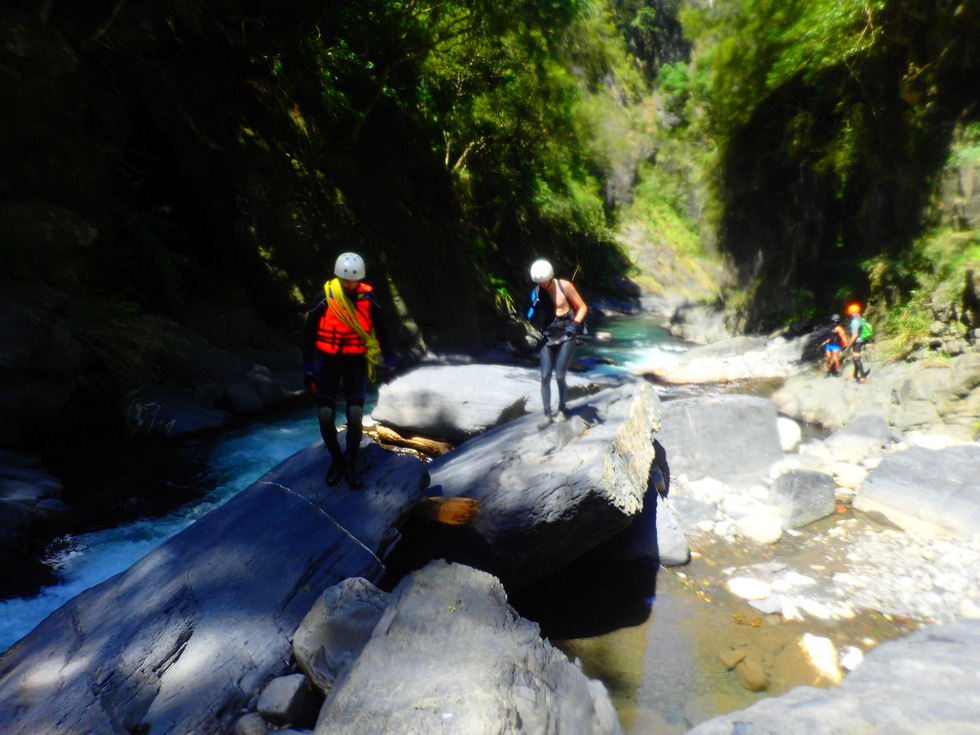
508,556,659,640
376,501,499,593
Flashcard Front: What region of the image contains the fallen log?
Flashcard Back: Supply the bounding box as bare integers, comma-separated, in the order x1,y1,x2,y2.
370,423,453,456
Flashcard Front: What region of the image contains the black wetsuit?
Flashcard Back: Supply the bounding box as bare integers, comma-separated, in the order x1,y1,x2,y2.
530,285,579,418
302,293,392,464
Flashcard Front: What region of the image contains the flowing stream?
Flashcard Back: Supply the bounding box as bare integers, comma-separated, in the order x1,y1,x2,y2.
0,316,901,733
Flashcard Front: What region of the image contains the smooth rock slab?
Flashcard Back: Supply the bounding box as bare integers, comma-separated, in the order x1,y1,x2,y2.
0,437,428,735
372,364,600,443
315,561,623,735
658,394,785,489
854,444,980,539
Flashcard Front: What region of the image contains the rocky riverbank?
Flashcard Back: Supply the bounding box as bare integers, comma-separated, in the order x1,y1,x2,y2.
228,358,980,735
1,307,978,734
634,322,980,733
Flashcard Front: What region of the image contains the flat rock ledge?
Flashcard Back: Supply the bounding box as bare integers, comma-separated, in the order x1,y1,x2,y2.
371,363,604,443
0,439,429,735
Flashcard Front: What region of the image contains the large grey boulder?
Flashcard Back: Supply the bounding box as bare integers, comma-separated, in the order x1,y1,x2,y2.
425,379,661,589
0,437,429,735
769,469,836,529
658,394,784,489
686,620,980,735
854,444,980,539
315,561,623,735
371,363,601,443
122,384,233,437
292,577,389,693
822,414,899,464
257,673,318,727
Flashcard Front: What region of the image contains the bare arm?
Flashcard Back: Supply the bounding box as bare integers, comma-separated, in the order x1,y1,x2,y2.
563,281,588,324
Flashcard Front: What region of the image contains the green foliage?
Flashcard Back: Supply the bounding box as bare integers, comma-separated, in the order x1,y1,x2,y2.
674,0,980,331
2,0,655,365
950,122,980,166
686,0,887,141
628,162,701,255
867,226,980,360
656,61,709,124
489,274,517,315
877,291,933,361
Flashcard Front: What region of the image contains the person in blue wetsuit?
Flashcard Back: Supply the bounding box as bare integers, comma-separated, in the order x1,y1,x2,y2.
527,258,588,428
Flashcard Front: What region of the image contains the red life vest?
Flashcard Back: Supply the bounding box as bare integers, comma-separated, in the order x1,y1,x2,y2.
315,282,374,355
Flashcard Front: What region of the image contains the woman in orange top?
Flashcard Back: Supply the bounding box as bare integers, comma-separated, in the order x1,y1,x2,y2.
823,313,848,376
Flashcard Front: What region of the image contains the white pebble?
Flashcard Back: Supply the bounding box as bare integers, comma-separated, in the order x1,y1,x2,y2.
727,577,772,600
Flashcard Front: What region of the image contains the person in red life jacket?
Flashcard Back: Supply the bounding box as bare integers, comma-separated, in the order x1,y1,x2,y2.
526,258,588,428
303,252,396,488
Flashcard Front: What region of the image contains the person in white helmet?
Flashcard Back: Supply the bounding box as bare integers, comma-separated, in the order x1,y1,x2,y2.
303,252,396,488
527,258,588,428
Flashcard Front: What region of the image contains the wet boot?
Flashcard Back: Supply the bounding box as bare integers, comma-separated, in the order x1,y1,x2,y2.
342,455,363,490
853,357,866,382
325,456,344,486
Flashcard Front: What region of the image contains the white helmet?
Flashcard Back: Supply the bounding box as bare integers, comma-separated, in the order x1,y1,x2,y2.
334,252,366,280
529,258,554,283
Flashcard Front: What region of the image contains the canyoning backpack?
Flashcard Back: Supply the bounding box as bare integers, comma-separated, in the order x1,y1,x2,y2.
527,280,588,335
858,317,873,341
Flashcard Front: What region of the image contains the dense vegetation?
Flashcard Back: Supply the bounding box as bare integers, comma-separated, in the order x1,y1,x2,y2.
682,0,980,336
1,0,977,390
0,0,671,362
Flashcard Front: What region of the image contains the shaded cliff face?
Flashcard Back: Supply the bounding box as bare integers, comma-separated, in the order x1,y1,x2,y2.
706,0,980,328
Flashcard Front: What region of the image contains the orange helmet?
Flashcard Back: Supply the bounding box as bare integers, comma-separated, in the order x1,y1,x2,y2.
846,303,862,315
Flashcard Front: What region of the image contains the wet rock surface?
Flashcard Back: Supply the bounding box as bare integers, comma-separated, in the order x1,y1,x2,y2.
0,439,430,735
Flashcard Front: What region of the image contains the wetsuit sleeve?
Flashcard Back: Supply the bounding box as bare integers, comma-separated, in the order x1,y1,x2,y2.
303,299,327,367
369,298,397,363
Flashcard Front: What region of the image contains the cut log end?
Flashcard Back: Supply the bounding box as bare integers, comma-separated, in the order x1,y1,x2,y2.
413,496,482,526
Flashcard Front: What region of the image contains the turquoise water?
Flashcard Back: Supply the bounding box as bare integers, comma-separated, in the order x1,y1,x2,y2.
578,316,685,373
0,411,324,651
